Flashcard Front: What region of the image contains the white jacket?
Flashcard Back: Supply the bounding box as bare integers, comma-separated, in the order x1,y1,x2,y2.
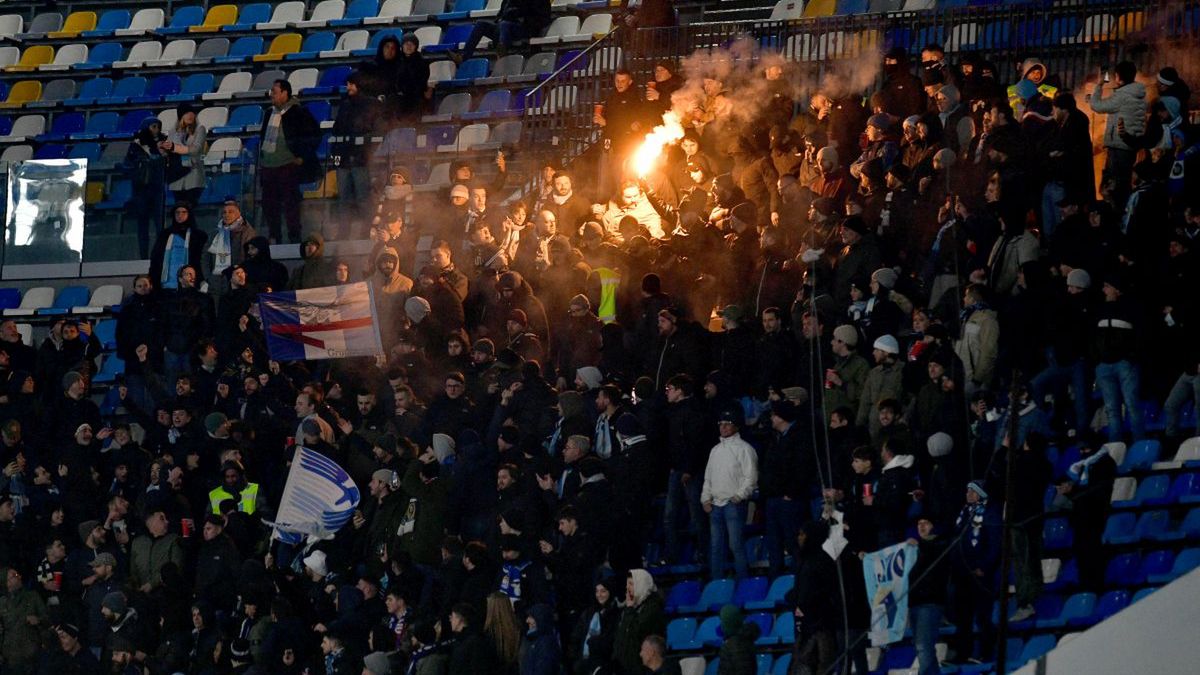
701,432,758,507
1090,81,1146,151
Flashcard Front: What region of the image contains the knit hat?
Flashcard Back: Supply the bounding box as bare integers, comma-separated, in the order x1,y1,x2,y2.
578,457,605,478
303,550,328,577
580,221,605,241
363,652,391,675
372,468,396,486
569,294,591,311
1066,268,1091,289
841,215,868,235
57,623,81,639
811,197,839,217
375,434,398,456
575,366,603,390
405,296,431,323
719,604,745,637
102,591,127,615
833,325,859,347
927,432,953,458
781,386,810,406
431,433,455,462
204,412,228,435
717,408,741,426
615,412,642,437
867,113,894,130
507,308,528,326
61,371,84,391
873,335,900,355
641,273,662,294
78,519,100,544
450,184,469,199
967,480,988,500
1158,66,1180,86
90,552,118,568
471,338,495,356
871,267,898,290
718,304,744,323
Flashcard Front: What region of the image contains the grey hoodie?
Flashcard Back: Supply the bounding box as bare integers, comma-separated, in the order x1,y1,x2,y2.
1091,80,1146,151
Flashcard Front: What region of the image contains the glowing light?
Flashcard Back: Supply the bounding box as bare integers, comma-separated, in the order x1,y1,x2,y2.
631,111,685,177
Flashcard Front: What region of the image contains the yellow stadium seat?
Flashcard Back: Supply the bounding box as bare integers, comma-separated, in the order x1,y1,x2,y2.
191,5,238,33
0,80,42,107
5,45,54,72
803,0,838,18
85,182,105,205
253,33,301,62
48,11,96,38
1110,11,1145,38
303,171,338,199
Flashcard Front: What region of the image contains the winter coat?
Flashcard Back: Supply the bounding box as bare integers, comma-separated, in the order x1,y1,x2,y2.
701,433,758,507
149,223,209,288
874,454,918,547
716,622,760,675
909,536,950,606
130,532,185,590
612,592,666,675
826,352,869,422
519,604,562,675
241,235,289,291
986,231,1039,297
399,460,449,565
0,586,47,669
1091,296,1138,364
259,99,321,181
288,233,337,290
954,307,999,388
448,627,497,674
116,291,163,374
161,286,215,356
857,360,905,432
1090,81,1146,151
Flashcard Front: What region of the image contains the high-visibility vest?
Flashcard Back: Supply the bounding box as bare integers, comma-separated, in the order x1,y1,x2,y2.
595,267,621,323
208,482,260,515
1007,81,1058,116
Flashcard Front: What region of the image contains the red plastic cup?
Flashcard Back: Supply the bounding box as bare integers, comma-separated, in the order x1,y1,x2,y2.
824,368,836,389
53,571,62,589
181,518,193,538
863,484,873,499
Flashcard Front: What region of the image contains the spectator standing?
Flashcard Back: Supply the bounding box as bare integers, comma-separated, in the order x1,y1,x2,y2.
455,0,552,62
1088,61,1145,207
149,202,209,291
260,80,320,243
613,569,665,675
124,118,169,259
164,103,208,207
701,410,758,580
331,74,380,240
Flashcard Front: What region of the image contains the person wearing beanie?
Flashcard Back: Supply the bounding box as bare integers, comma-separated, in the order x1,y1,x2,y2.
1156,66,1191,108
949,477,1002,664
714,604,758,673
556,295,604,391
1065,268,1091,289
933,83,973,153
862,268,906,346
857,335,904,436
954,283,999,397
366,467,406,558
826,325,869,424
850,111,900,182
573,366,603,392
165,101,207,207
833,213,883,310
607,411,653,573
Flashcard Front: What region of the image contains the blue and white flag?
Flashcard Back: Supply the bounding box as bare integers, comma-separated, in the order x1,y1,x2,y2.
269,446,361,545
258,282,383,361
863,541,918,646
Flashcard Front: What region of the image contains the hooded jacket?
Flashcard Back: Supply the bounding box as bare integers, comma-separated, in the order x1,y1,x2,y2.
613,570,666,674
240,235,289,291
1090,79,1146,151
288,232,336,290
519,603,562,675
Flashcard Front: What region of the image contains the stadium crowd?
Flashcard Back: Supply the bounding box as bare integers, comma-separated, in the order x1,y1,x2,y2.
2,27,1200,675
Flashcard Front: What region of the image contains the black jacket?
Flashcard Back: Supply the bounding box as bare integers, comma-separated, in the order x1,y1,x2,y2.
260,100,321,182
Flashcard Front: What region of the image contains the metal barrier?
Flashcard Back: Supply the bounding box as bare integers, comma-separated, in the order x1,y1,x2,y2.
518,0,1200,195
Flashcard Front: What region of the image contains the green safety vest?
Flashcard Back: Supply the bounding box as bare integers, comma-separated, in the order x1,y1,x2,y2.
1007,81,1058,116
208,482,260,515
595,267,621,323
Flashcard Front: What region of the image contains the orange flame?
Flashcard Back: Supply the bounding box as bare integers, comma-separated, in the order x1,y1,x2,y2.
632,111,685,177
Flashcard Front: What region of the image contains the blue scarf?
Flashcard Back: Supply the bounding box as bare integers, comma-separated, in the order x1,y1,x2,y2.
498,560,531,601
161,230,190,289
959,301,988,326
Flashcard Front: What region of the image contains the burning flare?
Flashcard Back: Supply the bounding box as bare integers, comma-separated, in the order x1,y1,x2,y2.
631,111,685,177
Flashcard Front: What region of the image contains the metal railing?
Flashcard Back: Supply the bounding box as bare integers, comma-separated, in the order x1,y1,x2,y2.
518,0,1200,197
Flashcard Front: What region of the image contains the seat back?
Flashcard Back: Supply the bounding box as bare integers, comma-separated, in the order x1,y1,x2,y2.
195,37,231,58
41,79,76,102
0,15,23,38
128,9,165,31
216,72,253,95
167,6,205,29
334,30,369,51
288,68,319,91
268,1,307,24
160,40,198,62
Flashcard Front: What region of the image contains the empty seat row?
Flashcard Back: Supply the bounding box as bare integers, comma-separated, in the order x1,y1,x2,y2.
666,611,794,652
0,284,122,317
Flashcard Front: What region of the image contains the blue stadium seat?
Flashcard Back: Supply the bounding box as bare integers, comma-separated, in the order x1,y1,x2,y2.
666,617,696,651
462,89,512,119
694,616,722,647
0,117,10,137
440,0,485,20
331,0,380,26
1135,510,1174,542
1131,586,1158,603
1012,18,1045,47
1169,473,1200,504
40,112,84,140
305,65,352,95
1018,634,1056,666
1148,548,1200,583
1181,509,1200,539
771,654,791,675
704,659,719,675
168,73,216,102
680,579,734,613
1089,589,1130,624
746,574,793,610
835,0,869,14
68,142,101,163
111,110,155,139
226,3,272,31
1044,517,1074,550
368,28,405,50
768,611,794,644
732,577,768,608
450,57,490,84
289,31,337,59
1037,592,1094,628
201,174,242,204
93,354,125,384
159,6,206,34
1134,475,1171,507
1138,550,1175,582
76,42,123,70
33,144,69,160
747,612,777,646
0,289,20,310
1102,512,1137,544
880,645,916,671
1104,552,1142,587
755,654,772,675
83,10,131,37
215,36,264,63
1054,445,1082,478
77,112,119,140
425,125,457,147
213,104,264,133
429,24,472,52
66,77,112,105
665,580,701,613
102,77,147,104
48,285,91,312
1047,17,1081,43
979,21,1012,48
134,75,181,103
96,180,132,209
376,127,417,157
93,320,117,349
1121,440,1161,473
1013,594,1063,631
